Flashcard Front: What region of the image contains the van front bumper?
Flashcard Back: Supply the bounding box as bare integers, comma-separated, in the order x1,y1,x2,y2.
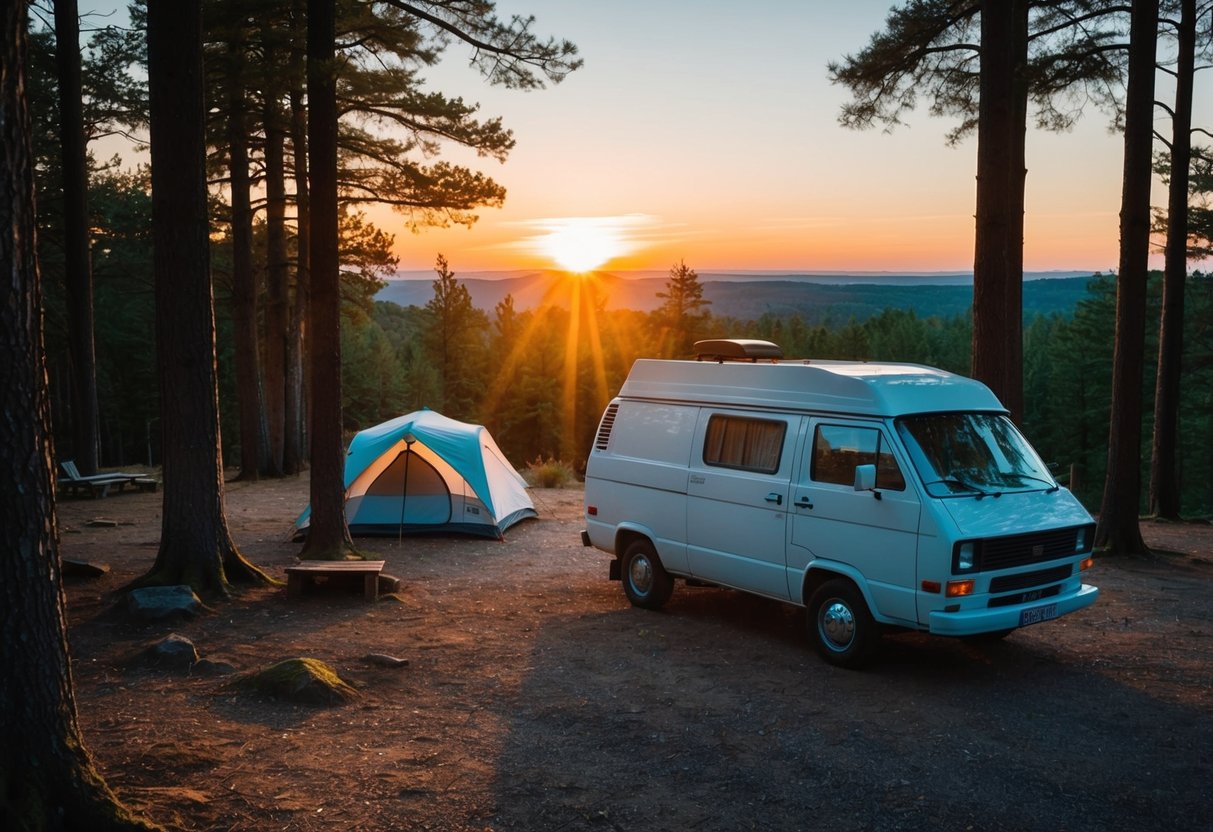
927,583,1099,637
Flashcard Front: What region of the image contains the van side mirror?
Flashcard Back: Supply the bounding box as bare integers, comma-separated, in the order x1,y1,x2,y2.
854,463,876,493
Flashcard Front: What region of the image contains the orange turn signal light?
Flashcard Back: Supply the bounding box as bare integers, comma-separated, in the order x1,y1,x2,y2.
1080,556,1094,571
921,580,942,594
946,579,975,598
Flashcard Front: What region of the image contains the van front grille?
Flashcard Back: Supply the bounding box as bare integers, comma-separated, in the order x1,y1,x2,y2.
988,564,1072,593
594,403,619,451
982,528,1080,570
987,584,1061,608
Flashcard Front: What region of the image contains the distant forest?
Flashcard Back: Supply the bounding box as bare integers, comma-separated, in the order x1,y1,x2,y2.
377,272,1099,323
38,221,1213,518
353,266,1213,518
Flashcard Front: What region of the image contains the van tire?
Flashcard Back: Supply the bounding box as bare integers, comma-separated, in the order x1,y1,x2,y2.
807,579,878,668
621,540,674,610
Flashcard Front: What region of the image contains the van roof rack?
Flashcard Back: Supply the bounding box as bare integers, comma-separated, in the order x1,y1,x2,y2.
693,339,784,363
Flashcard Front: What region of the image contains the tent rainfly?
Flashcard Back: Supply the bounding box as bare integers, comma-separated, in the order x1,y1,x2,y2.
295,410,536,539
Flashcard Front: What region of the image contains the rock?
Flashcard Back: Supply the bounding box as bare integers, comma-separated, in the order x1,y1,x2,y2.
232,658,358,706
365,653,409,668
62,558,110,578
86,518,119,528
378,573,402,594
145,633,200,668
126,585,204,620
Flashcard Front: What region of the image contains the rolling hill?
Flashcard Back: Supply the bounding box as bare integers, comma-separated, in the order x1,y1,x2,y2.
375,269,1103,323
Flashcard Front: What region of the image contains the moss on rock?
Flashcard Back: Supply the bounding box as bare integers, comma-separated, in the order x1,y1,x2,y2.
233,657,357,706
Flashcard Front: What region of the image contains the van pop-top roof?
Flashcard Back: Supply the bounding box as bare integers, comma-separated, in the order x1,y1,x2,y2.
617,340,1006,418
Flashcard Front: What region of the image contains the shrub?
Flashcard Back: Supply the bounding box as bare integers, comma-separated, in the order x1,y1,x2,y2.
525,457,576,488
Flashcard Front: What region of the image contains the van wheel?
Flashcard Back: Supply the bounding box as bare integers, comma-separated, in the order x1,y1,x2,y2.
621,540,673,610
807,579,878,669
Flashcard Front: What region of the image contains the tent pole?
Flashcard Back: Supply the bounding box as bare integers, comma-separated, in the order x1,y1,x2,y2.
398,440,413,545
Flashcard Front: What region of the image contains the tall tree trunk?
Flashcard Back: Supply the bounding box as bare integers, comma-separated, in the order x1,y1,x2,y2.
1096,0,1157,554
262,37,288,477
54,0,101,474
303,0,355,559
226,13,264,482
2,4,156,828
284,0,309,475
144,0,272,595
971,0,1028,421
1149,0,1195,520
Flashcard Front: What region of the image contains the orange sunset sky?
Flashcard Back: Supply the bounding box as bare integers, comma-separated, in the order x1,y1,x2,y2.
83,0,1209,275
380,0,1208,275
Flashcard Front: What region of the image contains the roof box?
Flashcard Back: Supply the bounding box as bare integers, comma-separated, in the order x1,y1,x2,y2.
694,339,784,362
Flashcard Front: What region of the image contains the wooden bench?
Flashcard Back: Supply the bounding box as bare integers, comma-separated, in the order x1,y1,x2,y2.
285,561,386,601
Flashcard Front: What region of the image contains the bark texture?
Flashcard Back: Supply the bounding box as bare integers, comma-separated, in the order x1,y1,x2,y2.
1,4,157,828
1096,0,1157,553
145,0,273,594
971,0,1028,422
1148,0,1195,519
302,0,355,559
226,15,265,482
284,0,310,476
262,37,289,477
54,0,101,474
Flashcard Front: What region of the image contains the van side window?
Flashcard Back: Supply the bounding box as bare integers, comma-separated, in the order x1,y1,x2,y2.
703,415,786,474
812,425,906,491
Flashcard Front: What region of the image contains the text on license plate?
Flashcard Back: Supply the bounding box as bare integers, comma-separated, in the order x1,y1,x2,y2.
1019,602,1058,627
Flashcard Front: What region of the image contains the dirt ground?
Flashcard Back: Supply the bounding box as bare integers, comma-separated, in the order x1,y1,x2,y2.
59,474,1212,832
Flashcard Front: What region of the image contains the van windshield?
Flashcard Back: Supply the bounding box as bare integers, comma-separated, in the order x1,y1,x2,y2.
895,413,1057,497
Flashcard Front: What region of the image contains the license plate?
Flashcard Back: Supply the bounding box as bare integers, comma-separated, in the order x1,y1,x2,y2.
1019,602,1058,627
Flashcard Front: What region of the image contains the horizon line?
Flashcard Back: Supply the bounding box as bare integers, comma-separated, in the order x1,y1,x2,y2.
384,267,1104,280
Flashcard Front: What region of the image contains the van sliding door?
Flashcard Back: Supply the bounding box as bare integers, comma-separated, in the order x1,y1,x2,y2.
685,411,801,600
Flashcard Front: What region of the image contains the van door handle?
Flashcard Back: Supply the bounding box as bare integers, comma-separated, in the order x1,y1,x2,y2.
794,497,813,509
765,492,783,505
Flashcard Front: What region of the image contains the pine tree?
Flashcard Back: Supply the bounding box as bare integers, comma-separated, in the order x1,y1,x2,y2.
423,254,487,420
830,0,1128,419
1,2,158,825
655,259,711,358
141,0,272,593
1096,0,1158,554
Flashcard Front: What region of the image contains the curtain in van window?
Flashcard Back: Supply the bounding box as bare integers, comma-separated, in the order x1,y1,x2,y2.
704,415,785,474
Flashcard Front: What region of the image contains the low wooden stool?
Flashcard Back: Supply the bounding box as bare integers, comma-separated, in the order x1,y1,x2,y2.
285,560,386,601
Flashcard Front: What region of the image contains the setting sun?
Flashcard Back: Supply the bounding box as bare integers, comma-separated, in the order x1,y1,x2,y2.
538,218,624,272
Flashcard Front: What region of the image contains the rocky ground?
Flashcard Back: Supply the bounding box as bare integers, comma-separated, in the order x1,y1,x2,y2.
59,475,1213,831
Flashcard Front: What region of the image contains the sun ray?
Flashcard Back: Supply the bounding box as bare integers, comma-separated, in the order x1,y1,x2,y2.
580,274,611,407
478,269,623,464
479,271,590,423
561,278,582,459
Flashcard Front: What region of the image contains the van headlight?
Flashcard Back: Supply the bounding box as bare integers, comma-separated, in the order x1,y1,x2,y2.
953,541,980,574
1075,524,1094,553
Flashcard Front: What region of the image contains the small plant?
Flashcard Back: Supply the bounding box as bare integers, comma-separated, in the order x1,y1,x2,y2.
525,457,576,488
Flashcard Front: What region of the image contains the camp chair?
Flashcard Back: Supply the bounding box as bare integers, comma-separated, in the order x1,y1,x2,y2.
58,461,156,498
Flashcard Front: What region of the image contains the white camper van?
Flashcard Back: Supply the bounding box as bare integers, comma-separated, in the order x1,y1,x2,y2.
581,339,1098,667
